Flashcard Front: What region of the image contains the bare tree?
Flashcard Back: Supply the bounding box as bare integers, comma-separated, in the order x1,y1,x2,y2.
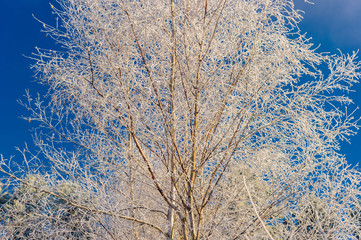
1,0,361,239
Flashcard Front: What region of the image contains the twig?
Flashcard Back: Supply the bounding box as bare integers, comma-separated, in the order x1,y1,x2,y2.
243,175,275,240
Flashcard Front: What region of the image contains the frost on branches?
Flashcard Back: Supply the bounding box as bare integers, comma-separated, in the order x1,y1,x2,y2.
1,0,361,239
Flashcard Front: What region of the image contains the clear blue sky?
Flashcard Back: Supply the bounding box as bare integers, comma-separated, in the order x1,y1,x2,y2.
1,0,361,166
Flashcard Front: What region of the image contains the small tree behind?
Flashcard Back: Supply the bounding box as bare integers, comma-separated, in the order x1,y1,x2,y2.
0,175,93,239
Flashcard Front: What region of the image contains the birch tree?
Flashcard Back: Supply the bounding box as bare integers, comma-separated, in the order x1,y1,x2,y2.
1,0,361,239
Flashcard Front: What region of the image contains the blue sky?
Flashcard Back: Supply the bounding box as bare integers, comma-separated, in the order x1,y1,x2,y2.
0,0,361,166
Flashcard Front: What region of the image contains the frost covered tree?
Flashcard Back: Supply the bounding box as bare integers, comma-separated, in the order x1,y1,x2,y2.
0,175,91,239
1,0,361,239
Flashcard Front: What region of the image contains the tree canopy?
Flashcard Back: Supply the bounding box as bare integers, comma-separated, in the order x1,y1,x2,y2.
1,0,361,239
